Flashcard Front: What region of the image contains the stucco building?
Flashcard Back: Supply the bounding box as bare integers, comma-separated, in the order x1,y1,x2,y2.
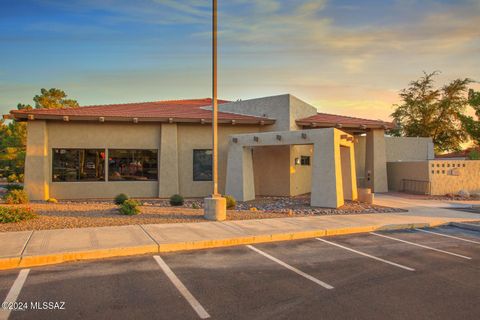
6,94,436,204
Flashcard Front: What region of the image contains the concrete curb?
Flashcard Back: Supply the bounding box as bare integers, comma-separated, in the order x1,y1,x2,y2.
449,222,480,232
0,221,452,271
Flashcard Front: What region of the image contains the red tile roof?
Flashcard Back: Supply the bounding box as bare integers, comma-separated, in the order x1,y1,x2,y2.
296,112,394,129
9,98,275,124
435,147,480,159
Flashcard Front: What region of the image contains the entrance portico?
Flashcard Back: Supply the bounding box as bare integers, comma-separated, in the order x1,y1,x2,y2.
225,128,358,208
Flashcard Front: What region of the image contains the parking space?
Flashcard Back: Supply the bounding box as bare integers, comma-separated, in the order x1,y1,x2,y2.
0,226,479,319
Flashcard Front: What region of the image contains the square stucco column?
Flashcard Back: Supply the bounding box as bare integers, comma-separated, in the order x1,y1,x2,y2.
24,120,50,200
340,145,358,201
158,123,179,197
311,130,344,208
225,145,255,201
365,129,388,193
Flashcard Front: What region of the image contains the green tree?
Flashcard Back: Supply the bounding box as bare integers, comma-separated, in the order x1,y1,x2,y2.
391,72,473,152
459,89,480,146
33,88,79,109
0,89,78,179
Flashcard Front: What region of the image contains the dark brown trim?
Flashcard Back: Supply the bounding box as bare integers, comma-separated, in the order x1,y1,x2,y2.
9,112,275,125
296,120,394,130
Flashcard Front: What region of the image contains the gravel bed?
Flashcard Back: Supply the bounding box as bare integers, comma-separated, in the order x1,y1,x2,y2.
0,195,405,232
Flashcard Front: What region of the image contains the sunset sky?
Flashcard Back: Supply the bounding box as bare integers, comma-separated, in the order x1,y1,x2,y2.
1,0,479,120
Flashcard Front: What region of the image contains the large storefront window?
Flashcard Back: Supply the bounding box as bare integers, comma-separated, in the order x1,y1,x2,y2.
193,149,212,181
108,149,158,181
52,149,105,182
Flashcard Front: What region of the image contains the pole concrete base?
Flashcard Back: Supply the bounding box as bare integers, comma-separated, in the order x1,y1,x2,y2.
204,196,226,221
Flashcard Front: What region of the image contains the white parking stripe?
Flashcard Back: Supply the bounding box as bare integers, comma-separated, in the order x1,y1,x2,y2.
370,232,472,260
316,238,415,271
414,228,480,245
246,245,334,289
0,269,30,320
153,256,210,319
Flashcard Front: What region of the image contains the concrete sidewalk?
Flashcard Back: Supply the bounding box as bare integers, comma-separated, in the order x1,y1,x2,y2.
1,201,479,270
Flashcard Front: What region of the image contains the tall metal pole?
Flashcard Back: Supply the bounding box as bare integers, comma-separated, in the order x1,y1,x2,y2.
212,0,219,197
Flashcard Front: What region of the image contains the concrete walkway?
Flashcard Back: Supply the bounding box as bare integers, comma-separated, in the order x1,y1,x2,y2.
1,194,479,270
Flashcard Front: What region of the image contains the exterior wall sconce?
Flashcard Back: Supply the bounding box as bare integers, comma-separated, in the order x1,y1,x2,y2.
231,120,236,125
360,124,367,130
133,118,138,124
259,120,265,126
336,123,343,128
28,114,35,120
99,117,105,122
301,133,307,139
294,157,300,165
168,118,174,123
63,116,69,122
276,135,282,141
201,119,206,125
253,136,259,142
232,137,238,143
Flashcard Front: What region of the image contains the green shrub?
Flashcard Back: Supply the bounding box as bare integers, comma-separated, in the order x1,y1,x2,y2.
468,149,480,160
114,193,129,205
0,206,37,223
7,174,18,183
3,190,29,204
170,194,184,206
192,202,200,209
5,184,23,191
119,199,141,215
225,195,236,209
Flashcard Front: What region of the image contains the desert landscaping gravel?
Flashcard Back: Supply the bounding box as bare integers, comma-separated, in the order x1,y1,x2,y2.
0,195,406,232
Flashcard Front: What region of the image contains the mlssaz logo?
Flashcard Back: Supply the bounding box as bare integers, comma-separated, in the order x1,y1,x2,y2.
30,301,66,310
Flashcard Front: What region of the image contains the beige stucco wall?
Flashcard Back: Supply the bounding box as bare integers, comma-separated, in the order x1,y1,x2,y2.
386,161,430,192
24,120,50,200
176,124,260,198
385,137,434,161
387,160,480,195
289,145,313,196
429,160,480,195
25,120,262,199
47,122,161,199
252,146,291,196
354,136,366,186
218,94,317,132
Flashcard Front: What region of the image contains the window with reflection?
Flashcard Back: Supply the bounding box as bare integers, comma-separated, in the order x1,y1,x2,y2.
52,149,105,182
193,149,212,181
108,149,158,181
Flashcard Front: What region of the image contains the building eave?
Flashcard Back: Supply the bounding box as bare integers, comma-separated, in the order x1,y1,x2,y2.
9,112,275,125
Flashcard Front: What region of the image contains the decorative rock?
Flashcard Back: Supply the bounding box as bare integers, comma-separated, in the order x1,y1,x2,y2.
458,190,470,198
471,193,480,200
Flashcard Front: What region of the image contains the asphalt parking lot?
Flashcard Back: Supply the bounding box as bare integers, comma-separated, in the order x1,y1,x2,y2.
1,226,479,320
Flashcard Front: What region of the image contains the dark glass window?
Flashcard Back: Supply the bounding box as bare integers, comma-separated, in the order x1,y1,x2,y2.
300,156,311,166
193,149,212,181
52,149,105,182
108,149,158,181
